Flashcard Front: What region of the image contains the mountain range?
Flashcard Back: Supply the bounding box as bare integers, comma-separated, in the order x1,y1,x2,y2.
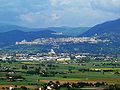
0,18,120,54
0,30,66,45
81,18,120,37
48,27,90,36
0,23,89,36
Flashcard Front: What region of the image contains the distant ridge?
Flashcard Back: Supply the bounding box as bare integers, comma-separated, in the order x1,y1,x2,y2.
0,23,90,36
0,23,31,32
0,30,65,45
0,18,120,54
48,27,90,36
81,18,120,37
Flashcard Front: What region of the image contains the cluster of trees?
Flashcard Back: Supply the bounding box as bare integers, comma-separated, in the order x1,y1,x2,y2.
6,73,25,82
78,68,115,73
2,86,29,90
26,64,58,77
102,63,120,67
43,81,108,90
109,84,120,90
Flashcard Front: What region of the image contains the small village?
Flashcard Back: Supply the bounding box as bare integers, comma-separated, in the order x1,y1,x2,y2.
0,49,117,62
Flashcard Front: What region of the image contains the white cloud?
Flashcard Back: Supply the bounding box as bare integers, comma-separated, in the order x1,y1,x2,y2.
19,12,44,23
19,12,61,24
49,0,90,8
91,0,120,13
49,0,120,13
51,13,61,20
0,0,119,27
49,0,81,8
49,0,60,7
20,15,33,23
59,0,72,5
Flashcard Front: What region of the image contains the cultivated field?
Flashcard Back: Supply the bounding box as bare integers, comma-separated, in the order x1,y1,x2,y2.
0,60,120,89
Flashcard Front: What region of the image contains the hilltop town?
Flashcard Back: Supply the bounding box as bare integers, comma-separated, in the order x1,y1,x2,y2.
16,37,109,45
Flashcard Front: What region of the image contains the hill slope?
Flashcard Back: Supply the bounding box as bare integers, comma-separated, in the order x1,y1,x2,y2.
48,27,90,36
0,30,65,45
0,23,32,32
81,18,120,37
0,23,90,36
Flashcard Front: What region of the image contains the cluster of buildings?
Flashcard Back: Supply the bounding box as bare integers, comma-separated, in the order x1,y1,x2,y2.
0,49,117,63
0,49,69,62
16,37,109,45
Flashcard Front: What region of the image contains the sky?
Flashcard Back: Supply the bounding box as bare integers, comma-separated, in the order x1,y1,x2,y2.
0,0,120,28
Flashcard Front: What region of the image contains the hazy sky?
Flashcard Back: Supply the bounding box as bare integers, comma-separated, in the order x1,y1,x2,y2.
0,0,120,28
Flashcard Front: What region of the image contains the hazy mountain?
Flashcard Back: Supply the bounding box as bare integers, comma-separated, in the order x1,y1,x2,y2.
1,18,120,54
48,27,90,36
81,18,120,37
0,30,65,45
0,23,90,36
0,23,32,32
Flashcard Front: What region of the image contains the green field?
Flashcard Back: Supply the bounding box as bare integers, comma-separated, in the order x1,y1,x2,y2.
0,60,120,89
